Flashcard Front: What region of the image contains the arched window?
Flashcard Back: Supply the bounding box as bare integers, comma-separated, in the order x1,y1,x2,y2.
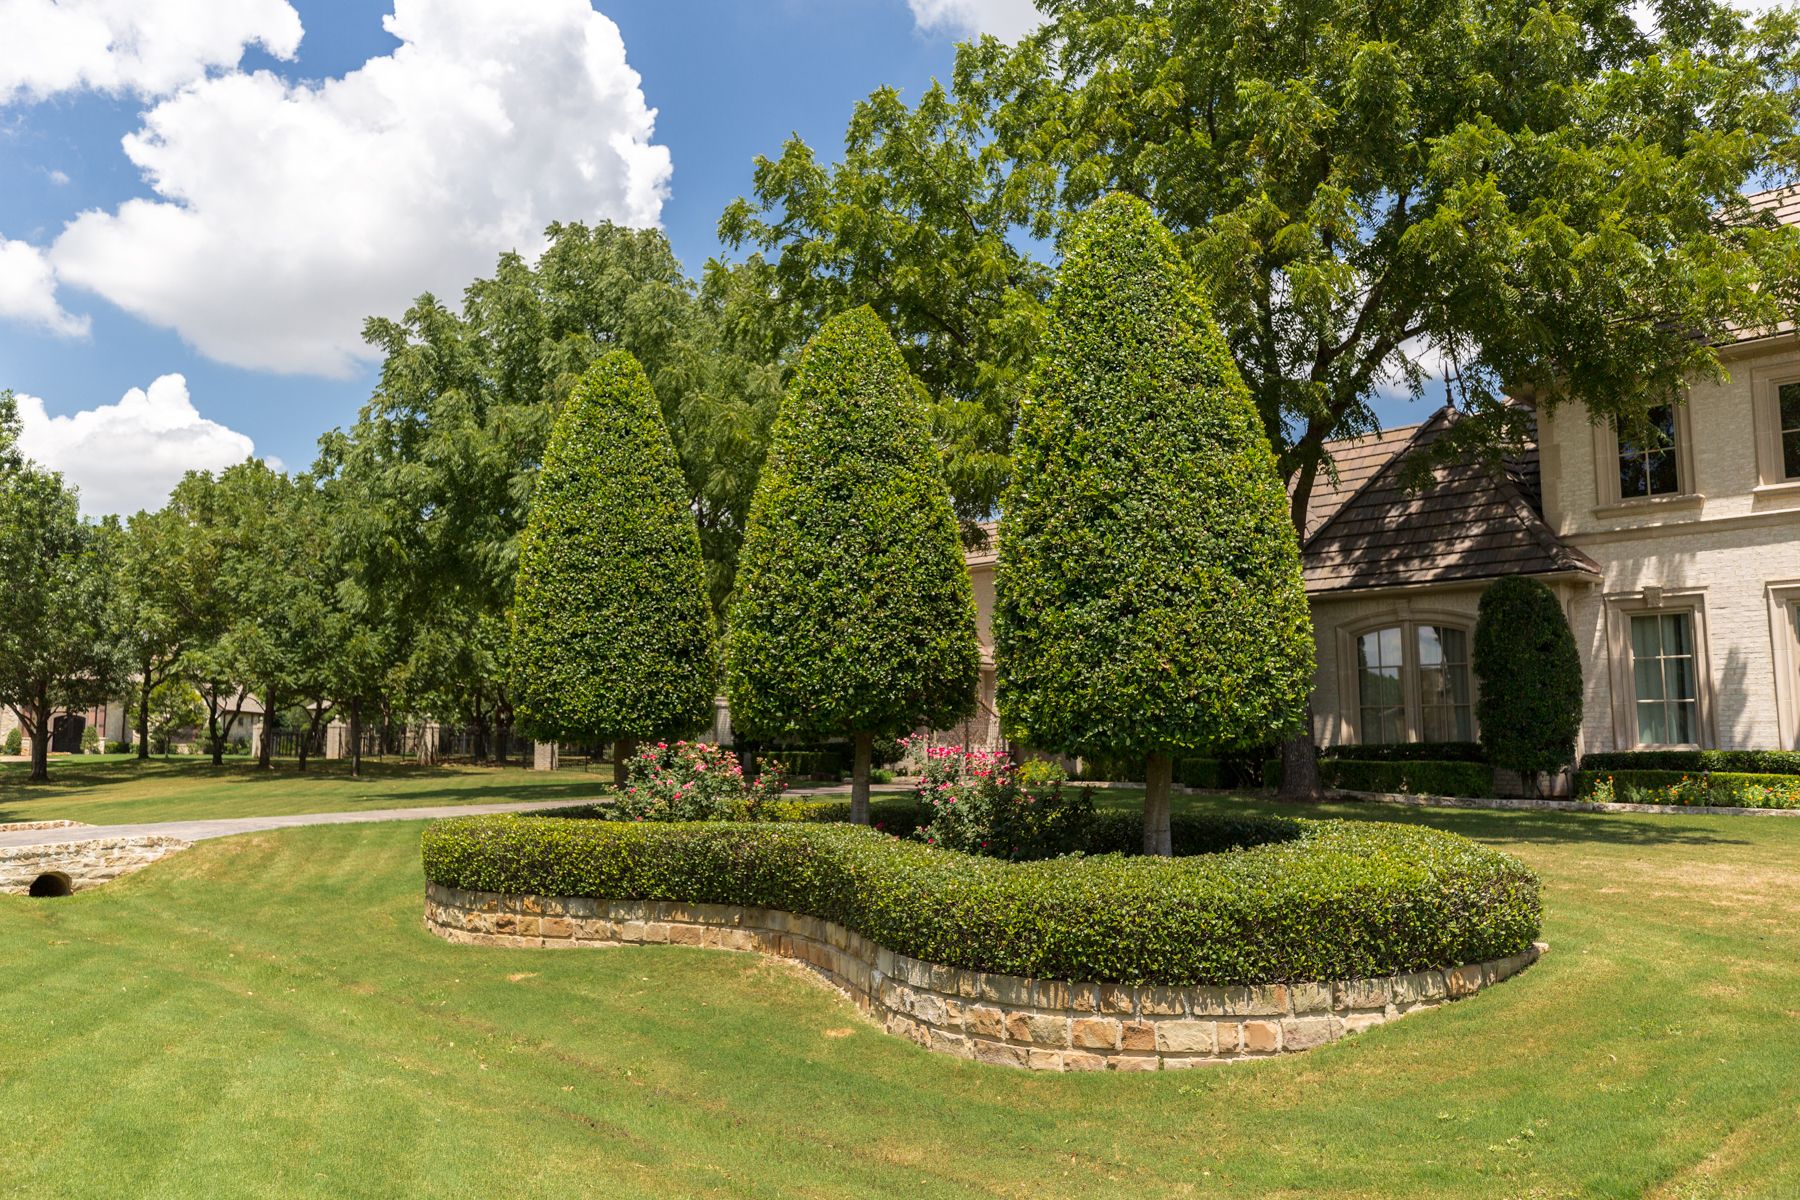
1353,621,1474,744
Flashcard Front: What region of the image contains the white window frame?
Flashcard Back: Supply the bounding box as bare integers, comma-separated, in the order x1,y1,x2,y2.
1604,589,1715,750
1751,364,1800,490
1767,582,1800,751
1337,612,1479,746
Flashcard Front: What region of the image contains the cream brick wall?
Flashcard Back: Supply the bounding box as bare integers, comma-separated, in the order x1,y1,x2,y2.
1539,337,1800,753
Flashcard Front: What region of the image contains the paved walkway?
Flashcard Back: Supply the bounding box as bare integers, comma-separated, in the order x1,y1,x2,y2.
0,798,602,849
0,782,917,850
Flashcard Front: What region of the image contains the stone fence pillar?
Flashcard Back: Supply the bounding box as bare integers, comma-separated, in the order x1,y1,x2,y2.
532,741,559,771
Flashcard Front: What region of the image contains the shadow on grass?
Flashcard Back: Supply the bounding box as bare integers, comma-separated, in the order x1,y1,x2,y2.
1201,792,1751,849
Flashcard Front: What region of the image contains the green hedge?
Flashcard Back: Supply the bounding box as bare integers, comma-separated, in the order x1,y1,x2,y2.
1322,742,1488,764
1579,750,1800,777
1264,758,1495,798
1574,769,1800,809
421,814,1540,986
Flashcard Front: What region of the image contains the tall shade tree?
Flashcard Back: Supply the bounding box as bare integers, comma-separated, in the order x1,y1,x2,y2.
726,306,982,823
0,466,126,782
1474,577,1584,789
115,505,203,759
995,194,1313,855
728,0,1800,795
510,351,719,783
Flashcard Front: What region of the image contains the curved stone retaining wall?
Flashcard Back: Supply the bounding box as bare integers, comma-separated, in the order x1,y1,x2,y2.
425,883,1544,1071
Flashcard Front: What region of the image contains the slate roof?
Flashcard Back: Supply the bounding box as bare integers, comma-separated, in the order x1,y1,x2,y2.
1301,423,1424,540
1300,407,1600,595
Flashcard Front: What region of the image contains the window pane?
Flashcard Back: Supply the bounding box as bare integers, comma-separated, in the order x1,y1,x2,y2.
1664,653,1695,703
1417,625,1443,668
1669,699,1695,746
1780,382,1800,431
1620,453,1647,499
1633,656,1665,703
1645,448,1679,495
1784,431,1800,480
1630,614,1662,662
1662,612,1691,656
1637,701,1669,746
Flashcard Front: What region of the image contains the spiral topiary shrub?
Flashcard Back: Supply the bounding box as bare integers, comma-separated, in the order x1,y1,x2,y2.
509,350,718,781
421,814,1540,987
994,193,1313,856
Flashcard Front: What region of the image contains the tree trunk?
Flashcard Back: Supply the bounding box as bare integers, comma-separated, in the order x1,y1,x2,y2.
1276,699,1321,801
136,671,152,760
207,695,225,766
612,737,637,788
25,694,51,783
1142,751,1173,856
348,698,364,780
851,731,874,825
257,689,276,770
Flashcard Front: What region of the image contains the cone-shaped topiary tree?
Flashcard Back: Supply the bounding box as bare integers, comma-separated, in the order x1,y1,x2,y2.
995,193,1314,855
510,349,718,784
726,305,981,822
1474,576,1583,791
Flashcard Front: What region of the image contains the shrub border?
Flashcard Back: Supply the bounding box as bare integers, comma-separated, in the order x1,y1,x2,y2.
424,884,1545,1071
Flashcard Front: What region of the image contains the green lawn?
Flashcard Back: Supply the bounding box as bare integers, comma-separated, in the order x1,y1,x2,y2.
0,756,610,825
2,792,1797,1197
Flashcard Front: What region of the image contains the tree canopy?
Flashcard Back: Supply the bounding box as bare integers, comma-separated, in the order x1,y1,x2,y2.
726,306,981,820
510,350,719,763
994,193,1312,852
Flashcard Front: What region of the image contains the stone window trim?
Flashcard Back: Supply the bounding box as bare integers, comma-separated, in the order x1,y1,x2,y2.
1590,401,1698,513
1603,588,1715,750
1766,581,1800,752
1334,608,1480,746
1750,362,1800,489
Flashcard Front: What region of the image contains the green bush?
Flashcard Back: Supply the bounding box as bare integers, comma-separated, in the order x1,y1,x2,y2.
725,306,981,821
914,748,1094,861
616,741,785,821
4,727,20,755
1474,577,1583,776
1579,749,1800,777
510,350,718,748
1263,757,1494,798
1576,769,1800,809
994,193,1312,853
1322,742,1488,764
421,814,1540,987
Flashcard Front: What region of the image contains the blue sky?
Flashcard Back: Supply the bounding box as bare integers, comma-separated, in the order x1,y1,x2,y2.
0,0,1414,515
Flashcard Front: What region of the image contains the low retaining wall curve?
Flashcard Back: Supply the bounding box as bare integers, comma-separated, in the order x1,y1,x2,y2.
425,883,1544,1071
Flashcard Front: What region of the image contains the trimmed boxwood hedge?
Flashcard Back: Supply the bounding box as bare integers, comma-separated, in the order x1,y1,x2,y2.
1574,769,1800,808
1580,749,1800,777
421,814,1540,987
1322,742,1489,764
1265,757,1495,798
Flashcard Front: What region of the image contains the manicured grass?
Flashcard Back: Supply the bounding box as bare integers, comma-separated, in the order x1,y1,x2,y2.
3,793,1798,1197
0,756,610,825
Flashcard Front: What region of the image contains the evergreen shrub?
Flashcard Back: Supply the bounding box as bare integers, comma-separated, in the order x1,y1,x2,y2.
1474,578,1583,776
421,815,1541,987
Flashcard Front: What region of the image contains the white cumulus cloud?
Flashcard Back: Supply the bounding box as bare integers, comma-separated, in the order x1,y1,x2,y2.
49,0,672,377
0,236,89,337
15,374,260,516
0,0,303,103
908,0,1044,41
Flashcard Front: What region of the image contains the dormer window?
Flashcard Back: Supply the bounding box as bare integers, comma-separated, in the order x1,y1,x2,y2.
1617,405,1681,498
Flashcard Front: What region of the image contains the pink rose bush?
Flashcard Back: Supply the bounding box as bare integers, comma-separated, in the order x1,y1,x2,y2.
913,748,1094,860
615,740,786,821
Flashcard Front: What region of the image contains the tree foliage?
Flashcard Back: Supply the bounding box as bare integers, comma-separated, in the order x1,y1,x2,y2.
1474,577,1584,777
0,465,126,781
994,194,1313,851
510,350,719,747
726,306,981,819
